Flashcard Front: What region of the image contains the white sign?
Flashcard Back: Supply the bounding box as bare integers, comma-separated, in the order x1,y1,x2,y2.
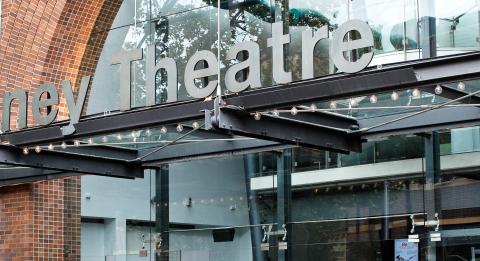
394,239,419,261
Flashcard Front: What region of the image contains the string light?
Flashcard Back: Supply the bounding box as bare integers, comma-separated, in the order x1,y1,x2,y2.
412,88,421,98
290,106,298,115
88,138,94,145
192,122,200,129
116,134,122,140
61,142,67,149
310,104,317,111
329,101,337,109
254,112,261,120
34,146,41,153
434,85,443,95
145,129,152,136
74,140,80,146
176,124,183,132
391,91,400,101
160,126,168,134
22,147,29,155
102,136,108,143
369,95,378,104
458,81,466,90
272,109,280,117
48,144,54,150
130,131,136,138
349,98,358,107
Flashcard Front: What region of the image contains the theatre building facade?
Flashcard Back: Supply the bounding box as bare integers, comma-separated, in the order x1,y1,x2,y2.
1,0,480,260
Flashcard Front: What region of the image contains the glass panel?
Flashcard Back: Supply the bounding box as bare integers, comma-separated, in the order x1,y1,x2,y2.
111,0,150,29
167,154,276,260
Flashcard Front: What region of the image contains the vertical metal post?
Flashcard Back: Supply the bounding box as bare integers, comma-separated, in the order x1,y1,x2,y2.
424,132,441,260
419,0,437,58
383,181,390,240
277,148,292,261
155,165,169,261
244,154,266,261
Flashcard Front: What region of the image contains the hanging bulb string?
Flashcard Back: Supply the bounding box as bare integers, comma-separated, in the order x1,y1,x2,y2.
357,88,480,133
130,123,206,162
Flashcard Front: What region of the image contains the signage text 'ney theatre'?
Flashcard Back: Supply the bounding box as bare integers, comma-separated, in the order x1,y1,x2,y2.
1,19,374,135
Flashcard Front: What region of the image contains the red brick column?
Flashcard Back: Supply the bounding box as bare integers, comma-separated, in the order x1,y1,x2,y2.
0,0,121,260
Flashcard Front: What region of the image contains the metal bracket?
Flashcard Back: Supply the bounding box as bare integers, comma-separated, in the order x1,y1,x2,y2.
205,97,362,153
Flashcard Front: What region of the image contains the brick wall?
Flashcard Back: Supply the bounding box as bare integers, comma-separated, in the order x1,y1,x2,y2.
0,0,121,260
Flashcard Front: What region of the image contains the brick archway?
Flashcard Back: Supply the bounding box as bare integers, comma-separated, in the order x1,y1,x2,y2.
0,1,122,260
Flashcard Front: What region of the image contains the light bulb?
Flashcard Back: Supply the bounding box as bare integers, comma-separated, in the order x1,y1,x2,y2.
145,129,152,136
369,95,378,104
192,122,200,129
48,144,54,150
310,104,317,111
23,147,29,155
391,91,400,101
254,112,261,120
290,106,298,116
116,134,122,140
130,131,136,138
74,140,80,146
35,146,41,153
160,126,167,134
349,98,358,107
88,138,93,145
272,109,280,117
61,142,67,149
434,85,443,95
102,136,108,143
412,88,421,98
329,101,337,109
458,81,466,90
176,124,183,132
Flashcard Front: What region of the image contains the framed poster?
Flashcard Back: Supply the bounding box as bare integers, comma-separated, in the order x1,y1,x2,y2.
395,239,419,261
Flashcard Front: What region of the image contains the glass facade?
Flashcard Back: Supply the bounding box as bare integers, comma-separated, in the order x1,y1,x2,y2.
1,0,478,260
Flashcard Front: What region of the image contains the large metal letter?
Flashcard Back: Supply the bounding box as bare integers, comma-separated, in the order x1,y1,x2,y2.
61,76,91,135
302,26,329,80
32,83,59,125
184,50,218,99
225,42,262,93
267,21,292,84
330,19,374,73
110,48,143,111
2,89,28,132
146,45,178,105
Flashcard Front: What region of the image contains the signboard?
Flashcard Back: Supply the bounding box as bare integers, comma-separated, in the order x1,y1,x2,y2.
0,19,375,134
394,239,419,261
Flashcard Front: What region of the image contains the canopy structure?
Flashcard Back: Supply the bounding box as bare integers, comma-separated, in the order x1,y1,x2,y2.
0,52,480,185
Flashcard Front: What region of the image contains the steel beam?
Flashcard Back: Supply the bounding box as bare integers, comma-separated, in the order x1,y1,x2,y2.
423,85,480,104
140,139,292,165
0,167,77,186
205,103,362,153
360,106,480,139
0,145,143,178
3,52,480,146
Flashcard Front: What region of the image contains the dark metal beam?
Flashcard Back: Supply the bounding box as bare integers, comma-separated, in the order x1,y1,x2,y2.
0,145,143,178
360,106,480,139
423,85,480,104
140,139,292,165
206,104,362,153
0,167,78,186
3,52,480,146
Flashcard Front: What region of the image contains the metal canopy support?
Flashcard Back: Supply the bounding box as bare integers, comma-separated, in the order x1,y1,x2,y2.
360,106,480,139
205,100,362,153
4,52,480,146
0,145,143,179
0,167,77,186
424,84,480,104
140,139,292,166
